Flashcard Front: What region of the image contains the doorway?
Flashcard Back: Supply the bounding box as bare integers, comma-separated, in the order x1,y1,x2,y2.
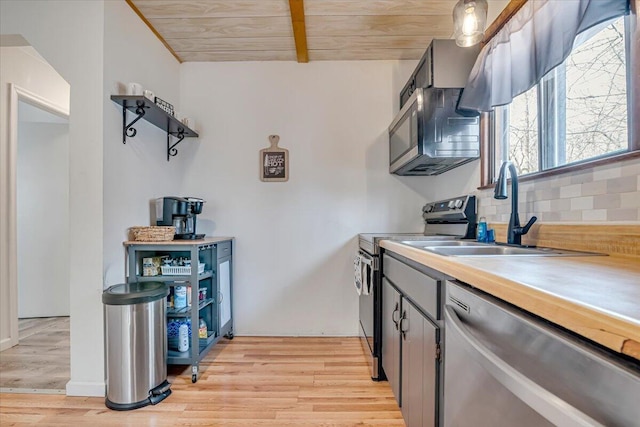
0,42,71,393
16,100,70,319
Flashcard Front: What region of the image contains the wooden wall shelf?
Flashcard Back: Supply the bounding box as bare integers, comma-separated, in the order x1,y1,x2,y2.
111,95,198,161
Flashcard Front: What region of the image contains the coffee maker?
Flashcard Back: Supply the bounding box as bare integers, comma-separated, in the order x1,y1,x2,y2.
156,197,206,240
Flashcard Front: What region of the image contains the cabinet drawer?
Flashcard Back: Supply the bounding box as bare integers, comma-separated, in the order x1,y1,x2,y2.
383,255,439,320
216,241,232,259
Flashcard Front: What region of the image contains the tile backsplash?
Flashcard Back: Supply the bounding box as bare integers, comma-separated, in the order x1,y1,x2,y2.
476,156,640,223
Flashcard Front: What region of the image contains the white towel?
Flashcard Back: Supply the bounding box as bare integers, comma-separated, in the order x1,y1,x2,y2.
354,254,362,295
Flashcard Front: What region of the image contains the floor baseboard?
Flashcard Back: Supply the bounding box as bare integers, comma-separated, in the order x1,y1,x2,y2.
65,381,105,397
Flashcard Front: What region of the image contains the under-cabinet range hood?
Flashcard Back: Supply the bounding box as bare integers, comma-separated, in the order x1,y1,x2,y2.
389,39,480,176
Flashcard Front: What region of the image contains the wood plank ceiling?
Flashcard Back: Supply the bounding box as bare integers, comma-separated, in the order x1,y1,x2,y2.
128,0,506,63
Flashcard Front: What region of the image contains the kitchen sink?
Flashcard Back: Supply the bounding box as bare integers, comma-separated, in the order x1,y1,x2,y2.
397,240,602,257
399,240,485,248
424,245,601,257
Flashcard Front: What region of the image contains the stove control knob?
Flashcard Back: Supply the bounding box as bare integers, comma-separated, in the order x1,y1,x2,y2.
424,204,434,213
454,199,464,209
447,200,455,209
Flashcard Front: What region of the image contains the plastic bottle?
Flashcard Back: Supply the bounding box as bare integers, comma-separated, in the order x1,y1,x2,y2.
178,323,189,352
174,285,187,309
477,216,487,243
199,318,207,339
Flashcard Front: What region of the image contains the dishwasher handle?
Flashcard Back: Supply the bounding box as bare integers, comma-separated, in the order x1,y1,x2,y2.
444,306,604,427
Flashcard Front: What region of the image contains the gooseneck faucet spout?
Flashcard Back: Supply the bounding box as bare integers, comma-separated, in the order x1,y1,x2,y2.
494,161,537,245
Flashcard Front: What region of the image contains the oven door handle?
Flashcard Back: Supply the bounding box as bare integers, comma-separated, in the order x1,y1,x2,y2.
358,251,372,266
358,250,379,271
444,306,604,427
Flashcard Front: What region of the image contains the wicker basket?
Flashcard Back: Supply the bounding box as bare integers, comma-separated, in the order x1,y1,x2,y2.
129,226,175,242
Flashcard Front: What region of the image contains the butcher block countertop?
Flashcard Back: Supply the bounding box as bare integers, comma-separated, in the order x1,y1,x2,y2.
380,240,640,361
124,236,234,246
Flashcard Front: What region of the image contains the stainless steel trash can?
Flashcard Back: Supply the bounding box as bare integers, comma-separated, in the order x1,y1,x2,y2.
102,282,171,410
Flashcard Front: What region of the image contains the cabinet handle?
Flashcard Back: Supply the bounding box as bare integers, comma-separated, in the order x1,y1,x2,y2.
392,302,400,330
218,291,223,304
400,310,408,340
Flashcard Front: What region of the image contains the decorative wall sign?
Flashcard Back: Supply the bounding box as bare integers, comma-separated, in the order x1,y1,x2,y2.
154,96,174,116
260,135,289,182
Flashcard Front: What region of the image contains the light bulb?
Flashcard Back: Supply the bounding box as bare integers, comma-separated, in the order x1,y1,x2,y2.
453,0,488,47
462,10,478,36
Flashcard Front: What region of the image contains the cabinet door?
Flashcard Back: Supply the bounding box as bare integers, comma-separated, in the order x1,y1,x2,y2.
414,47,432,89
401,299,438,427
421,313,438,427
382,278,401,405
399,80,413,109
218,255,232,334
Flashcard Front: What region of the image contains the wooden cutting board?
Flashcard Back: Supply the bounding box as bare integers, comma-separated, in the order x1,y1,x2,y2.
260,135,289,182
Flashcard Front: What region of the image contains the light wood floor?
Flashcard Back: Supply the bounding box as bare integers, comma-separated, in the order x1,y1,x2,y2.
0,336,404,426
0,317,70,392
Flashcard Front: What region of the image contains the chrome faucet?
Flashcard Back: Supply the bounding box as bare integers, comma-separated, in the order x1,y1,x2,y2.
494,161,537,245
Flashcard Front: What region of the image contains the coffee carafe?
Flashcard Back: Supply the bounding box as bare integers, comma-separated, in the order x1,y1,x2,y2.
172,216,186,235
156,197,206,239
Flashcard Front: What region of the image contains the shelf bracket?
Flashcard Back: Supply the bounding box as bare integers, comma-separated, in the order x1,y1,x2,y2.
167,128,185,161
122,100,148,144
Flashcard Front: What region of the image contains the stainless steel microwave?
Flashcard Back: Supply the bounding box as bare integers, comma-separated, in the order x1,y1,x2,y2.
388,87,480,176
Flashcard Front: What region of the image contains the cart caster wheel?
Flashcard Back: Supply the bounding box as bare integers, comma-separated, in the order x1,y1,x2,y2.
192,374,197,383
226,333,234,340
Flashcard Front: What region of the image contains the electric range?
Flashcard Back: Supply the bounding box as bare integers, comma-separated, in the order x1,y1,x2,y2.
355,195,477,380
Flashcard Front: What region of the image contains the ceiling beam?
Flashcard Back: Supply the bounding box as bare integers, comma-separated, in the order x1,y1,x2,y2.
288,0,309,63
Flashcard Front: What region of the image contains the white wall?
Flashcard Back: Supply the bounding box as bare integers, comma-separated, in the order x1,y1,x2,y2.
431,160,482,201
0,46,71,345
179,61,434,335
102,0,182,288
0,0,105,396
2,0,185,396
17,117,70,318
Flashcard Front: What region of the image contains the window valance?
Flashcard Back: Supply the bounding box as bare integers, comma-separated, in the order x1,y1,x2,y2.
458,0,630,112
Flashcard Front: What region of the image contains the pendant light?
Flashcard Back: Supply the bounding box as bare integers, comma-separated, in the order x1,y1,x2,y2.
453,0,488,47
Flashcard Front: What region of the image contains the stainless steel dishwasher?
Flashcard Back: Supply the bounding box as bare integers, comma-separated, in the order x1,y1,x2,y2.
444,281,640,427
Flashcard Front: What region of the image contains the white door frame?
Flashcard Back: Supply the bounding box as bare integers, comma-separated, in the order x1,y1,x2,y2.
0,83,69,351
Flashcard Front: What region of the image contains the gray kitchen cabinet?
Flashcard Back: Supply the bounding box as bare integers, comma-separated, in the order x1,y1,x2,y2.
382,278,401,404
401,298,438,427
382,253,443,427
398,39,479,109
124,237,234,383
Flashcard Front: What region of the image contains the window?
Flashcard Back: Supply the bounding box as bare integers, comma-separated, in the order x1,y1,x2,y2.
492,16,631,179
